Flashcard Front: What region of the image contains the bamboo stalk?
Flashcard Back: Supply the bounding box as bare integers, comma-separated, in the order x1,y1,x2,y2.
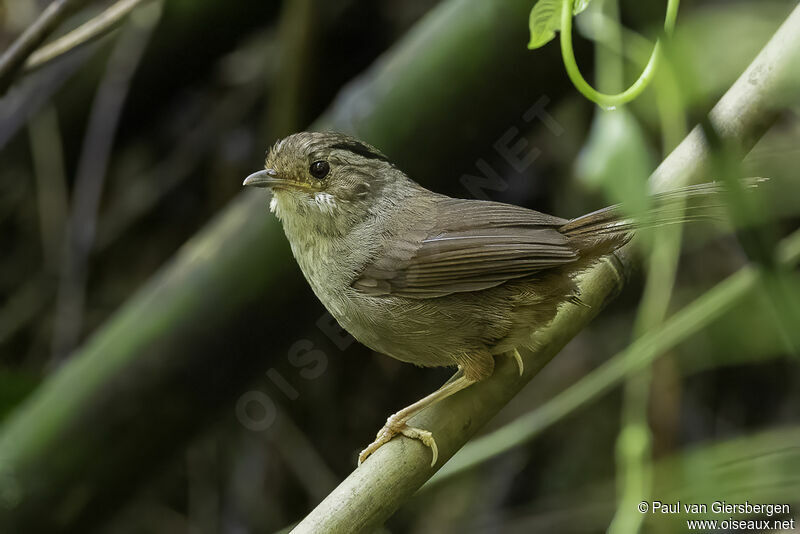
0,0,95,94
24,0,155,73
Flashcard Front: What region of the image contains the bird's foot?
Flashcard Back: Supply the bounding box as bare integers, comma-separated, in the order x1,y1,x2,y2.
358,414,439,467
512,348,524,376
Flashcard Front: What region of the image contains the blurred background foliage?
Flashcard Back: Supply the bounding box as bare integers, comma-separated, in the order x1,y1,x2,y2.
0,0,798,532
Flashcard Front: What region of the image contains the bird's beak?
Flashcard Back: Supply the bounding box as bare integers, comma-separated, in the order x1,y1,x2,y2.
243,169,290,188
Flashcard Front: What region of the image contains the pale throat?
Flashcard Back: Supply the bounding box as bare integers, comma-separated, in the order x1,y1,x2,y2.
269,190,339,218
269,189,367,303
269,189,355,243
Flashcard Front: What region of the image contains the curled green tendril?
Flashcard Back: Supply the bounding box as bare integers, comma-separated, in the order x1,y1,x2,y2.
559,0,680,109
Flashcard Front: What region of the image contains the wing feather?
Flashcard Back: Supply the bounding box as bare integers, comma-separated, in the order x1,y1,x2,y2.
352,197,579,298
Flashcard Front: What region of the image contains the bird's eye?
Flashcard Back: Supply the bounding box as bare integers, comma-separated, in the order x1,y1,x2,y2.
309,160,330,180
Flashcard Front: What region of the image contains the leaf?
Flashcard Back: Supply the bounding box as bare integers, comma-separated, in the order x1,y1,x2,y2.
575,108,654,219
528,0,594,50
573,0,592,13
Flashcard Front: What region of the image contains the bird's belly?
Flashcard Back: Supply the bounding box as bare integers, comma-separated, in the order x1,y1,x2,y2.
296,242,559,368
289,240,456,366
327,290,507,368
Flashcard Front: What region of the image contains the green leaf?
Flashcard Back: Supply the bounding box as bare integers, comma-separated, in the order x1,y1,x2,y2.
528,0,593,50
575,108,654,219
573,0,592,12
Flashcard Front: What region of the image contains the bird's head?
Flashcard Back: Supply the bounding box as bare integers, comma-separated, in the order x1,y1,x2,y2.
244,131,408,233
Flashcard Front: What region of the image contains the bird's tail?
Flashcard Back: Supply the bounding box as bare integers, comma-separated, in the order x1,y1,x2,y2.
559,178,766,241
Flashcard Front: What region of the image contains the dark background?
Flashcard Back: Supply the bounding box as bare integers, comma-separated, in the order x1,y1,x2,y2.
1,0,799,532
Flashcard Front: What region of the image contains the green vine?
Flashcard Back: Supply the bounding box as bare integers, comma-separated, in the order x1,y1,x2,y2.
529,0,680,108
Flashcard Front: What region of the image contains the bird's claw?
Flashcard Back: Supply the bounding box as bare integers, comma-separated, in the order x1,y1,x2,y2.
512,348,524,376
400,425,438,466
358,417,439,467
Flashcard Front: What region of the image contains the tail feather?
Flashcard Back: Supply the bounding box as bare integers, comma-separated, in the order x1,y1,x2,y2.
559,178,766,240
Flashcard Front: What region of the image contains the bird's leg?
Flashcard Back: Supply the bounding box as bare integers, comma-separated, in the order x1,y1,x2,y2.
511,348,524,376
441,366,465,387
358,371,476,467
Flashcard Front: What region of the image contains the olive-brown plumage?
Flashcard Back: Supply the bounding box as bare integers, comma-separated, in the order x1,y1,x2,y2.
244,131,733,465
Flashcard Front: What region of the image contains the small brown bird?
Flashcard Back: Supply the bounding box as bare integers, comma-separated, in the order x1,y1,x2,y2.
244,131,738,466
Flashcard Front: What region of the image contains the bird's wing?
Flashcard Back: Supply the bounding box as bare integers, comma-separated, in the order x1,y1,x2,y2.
352,197,577,298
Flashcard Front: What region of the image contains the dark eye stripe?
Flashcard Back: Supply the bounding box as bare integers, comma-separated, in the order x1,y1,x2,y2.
329,141,390,162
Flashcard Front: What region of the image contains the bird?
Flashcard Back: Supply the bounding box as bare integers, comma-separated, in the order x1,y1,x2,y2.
243,130,743,466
